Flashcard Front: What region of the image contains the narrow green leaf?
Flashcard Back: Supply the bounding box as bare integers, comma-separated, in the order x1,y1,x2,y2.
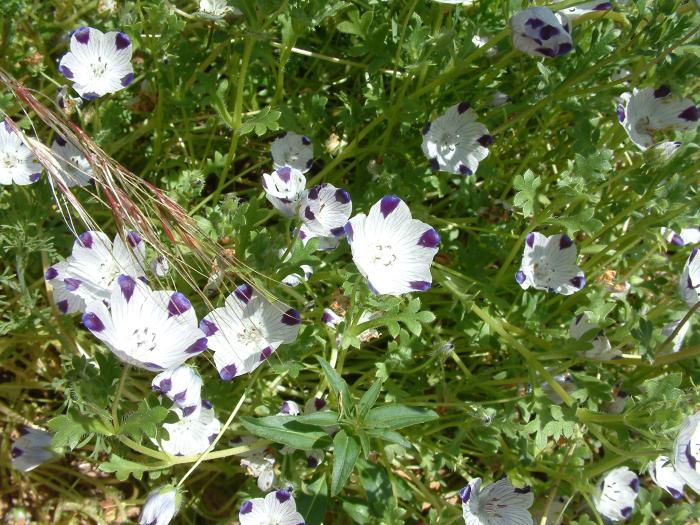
358,379,383,419
331,430,361,496
315,356,353,416
296,410,340,427
240,416,331,450
366,429,412,448
363,405,438,430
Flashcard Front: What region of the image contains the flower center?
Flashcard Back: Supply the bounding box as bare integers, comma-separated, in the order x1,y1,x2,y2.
132,326,157,353
532,261,553,283
371,244,396,267
482,497,507,517
3,153,17,169
239,324,265,347
634,116,650,135
91,57,108,78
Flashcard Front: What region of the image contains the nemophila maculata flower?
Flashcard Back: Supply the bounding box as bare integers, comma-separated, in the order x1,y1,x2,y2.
82,276,208,372
649,456,685,500
674,411,700,494
152,365,203,416
594,467,639,522
200,284,301,381
271,131,313,173
421,102,492,176
345,195,440,296
262,167,307,218
679,248,700,309
510,7,572,58
159,400,221,457
139,485,180,525
298,183,352,249
459,476,534,525
239,488,305,525
653,140,683,159
11,427,56,472
661,226,700,247
45,260,86,314
60,230,146,305
569,313,619,360
515,232,585,295
51,136,93,188
617,86,698,150
59,26,134,100
0,120,42,185
561,1,612,18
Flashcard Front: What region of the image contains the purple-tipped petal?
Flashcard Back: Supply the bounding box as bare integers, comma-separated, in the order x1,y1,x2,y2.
82,312,105,332
82,92,99,101
115,32,131,50
275,489,292,503
240,501,254,514
330,226,345,237
307,186,320,200
670,233,685,246
540,25,559,40
278,167,292,183
616,105,626,123
668,487,683,499
120,73,134,87
679,106,699,122
305,158,313,170
526,232,535,248
304,206,315,221
379,195,401,218
199,319,218,336
559,234,573,249
629,478,640,492
173,390,187,403
459,485,472,503
422,122,431,135
690,248,698,263
418,229,440,248
59,65,74,79
514,486,531,494
234,283,254,304
477,134,493,147
367,281,379,295
281,308,301,326
219,363,238,381
307,455,319,468
594,2,612,9
301,135,311,146
457,101,471,114
314,398,326,410
168,292,192,317
344,222,354,242
55,136,67,147
78,231,94,248
458,164,473,176
29,173,40,183
429,157,440,171
73,26,90,45
259,346,273,361
409,280,432,292
45,267,58,280
570,275,585,289
57,300,69,313
64,278,81,292
208,433,218,444
157,378,172,393
535,47,556,57
335,188,351,204
11,447,23,458
515,270,526,284
654,85,671,98
185,337,208,354
117,274,136,302
621,507,633,519
183,405,197,417
525,17,544,28
556,43,572,55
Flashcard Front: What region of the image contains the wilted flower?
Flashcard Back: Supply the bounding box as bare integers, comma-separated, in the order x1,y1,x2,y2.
151,255,170,277
152,365,203,416
271,131,313,173
200,284,301,380
617,86,698,150
459,476,534,525
45,260,86,314
516,232,585,295
673,411,700,494
0,120,42,185
239,488,305,525
510,7,572,58
679,248,700,309
262,166,307,218
298,183,352,249
661,226,700,247
569,313,619,360
59,26,134,99
11,427,56,472
139,485,179,525
561,1,612,19
82,276,208,372
594,467,639,522
649,456,685,499
159,400,221,457
421,102,492,176
346,195,440,296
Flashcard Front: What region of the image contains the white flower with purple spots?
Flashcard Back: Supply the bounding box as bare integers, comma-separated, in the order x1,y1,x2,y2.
421,102,492,176
459,476,534,525
649,456,685,500
594,467,639,522
279,400,302,416
569,313,619,360
45,260,86,314
158,400,220,457
661,319,691,354
200,284,301,381
51,137,92,187
510,7,572,58
561,1,612,19
271,131,313,173
0,120,41,185
82,276,208,372
239,488,305,525
661,227,700,247
61,230,146,305
298,183,352,249
673,411,700,494
11,427,56,473
322,308,381,344
345,196,440,296
617,86,698,150
679,248,700,309
152,365,203,416
262,167,307,218
516,232,585,295
139,485,180,525
59,26,134,100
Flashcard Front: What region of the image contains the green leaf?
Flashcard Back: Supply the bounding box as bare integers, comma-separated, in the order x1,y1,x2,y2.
366,429,412,448
47,411,112,450
296,411,340,427
331,430,361,496
121,403,169,440
512,170,542,217
240,416,331,450
358,379,383,419
99,454,150,481
363,405,438,430
315,356,353,416
237,106,282,136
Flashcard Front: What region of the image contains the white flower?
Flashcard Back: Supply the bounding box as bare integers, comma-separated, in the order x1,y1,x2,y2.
0,120,42,185
45,260,86,314
617,86,698,150
594,467,640,522
59,26,134,99
151,255,171,277
649,456,685,499
661,226,700,247
346,196,440,296
516,232,585,295
239,488,305,525
421,102,492,176
661,319,691,354
262,167,307,218
298,183,352,249
200,284,301,380
82,276,208,372
673,411,700,494
279,400,302,416
159,400,221,457
569,313,619,360
653,140,683,159
541,373,576,405
679,248,700,309
152,365,203,416
561,1,612,19
61,230,146,305
198,0,238,19
459,477,534,525
11,427,56,472
139,485,179,525
510,7,573,58
50,137,92,187
271,131,314,173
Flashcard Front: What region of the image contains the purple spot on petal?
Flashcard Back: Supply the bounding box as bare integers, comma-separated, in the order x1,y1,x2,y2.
82,92,99,101
379,195,401,218
526,18,544,29
298,229,307,240
55,136,67,147
82,312,105,332
690,247,698,263
199,319,218,336
410,280,432,292
595,2,612,9
234,283,253,304
115,32,131,50
654,85,671,98
304,206,315,221
282,308,301,326
330,226,345,237
278,166,292,183
185,337,208,354
630,478,639,492
458,164,472,176
306,158,313,170
275,489,291,503
535,47,556,57
59,65,74,79
117,274,136,302
173,390,187,403
302,135,311,146
344,222,354,242
241,501,253,514
540,25,559,40
668,487,683,499
45,267,58,280
621,507,632,519
570,275,585,289
29,173,40,183
78,231,93,248
3,120,13,133
367,281,379,295
158,378,172,393
477,134,493,147
418,228,440,248
168,292,191,317
686,443,696,470
259,346,273,361
202,399,213,410
617,105,626,123
308,186,320,200
556,43,572,56
422,122,431,135
559,234,573,249
183,405,197,417
73,26,90,45
219,364,238,381
11,447,23,458
429,157,440,171
307,455,319,468
457,101,470,114
515,270,526,284
671,233,685,246
459,485,471,503
679,106,699,122
64,278,81,292
127,231,141,248
526,232,535,248
208,432,218,444
120,73,134,87
335,188,351,204
57,300,69,313
514,486,531,494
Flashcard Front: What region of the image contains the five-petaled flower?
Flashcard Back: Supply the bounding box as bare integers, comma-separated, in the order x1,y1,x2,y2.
594,467,639,522
239,488,306,525
516,232,585,295
50,137,93,187
421,102,492,176
345,195,440,296
262,166,307,218
11,427,56,472
673,411,700,495
299,183,352,249
271,131,314,173
138,485,180,525
158,400,221,457
59,26,134,99
459,476,534,525
200,284,301,381
510,7,573,58
82,276,208,371
0,120,42,185
649,456,685,500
